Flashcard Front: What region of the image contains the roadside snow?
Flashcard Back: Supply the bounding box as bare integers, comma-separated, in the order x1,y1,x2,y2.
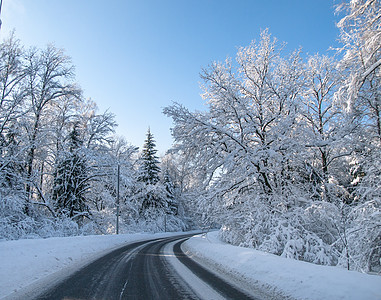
0,231,189,300
183,231,381,300
163,239,226,300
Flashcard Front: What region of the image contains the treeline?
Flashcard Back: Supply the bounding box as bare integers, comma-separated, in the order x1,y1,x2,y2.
164,0,380,272
0,35,190,239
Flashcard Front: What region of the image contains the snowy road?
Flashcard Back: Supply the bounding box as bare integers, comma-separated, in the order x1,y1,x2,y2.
35,234,255,300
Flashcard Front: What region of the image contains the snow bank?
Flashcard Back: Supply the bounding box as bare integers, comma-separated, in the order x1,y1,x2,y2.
183,231,381,300
0,232,188,299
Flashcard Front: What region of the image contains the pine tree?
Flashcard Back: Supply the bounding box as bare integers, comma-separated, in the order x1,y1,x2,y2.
138,128,160,184
137,128,163,211
163,169,178,215
52,124,89,220
1,126,24,190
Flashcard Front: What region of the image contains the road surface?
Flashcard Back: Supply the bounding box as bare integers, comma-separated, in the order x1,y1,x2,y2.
36,234,257,299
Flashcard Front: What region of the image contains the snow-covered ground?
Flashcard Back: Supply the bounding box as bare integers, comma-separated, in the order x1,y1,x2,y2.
183,231,381,300
1,231,380,300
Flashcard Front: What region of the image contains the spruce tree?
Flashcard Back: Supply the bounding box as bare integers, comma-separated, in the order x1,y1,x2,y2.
52,124,89,220
138,128,160,184
137,128,162,210
163,169,178,214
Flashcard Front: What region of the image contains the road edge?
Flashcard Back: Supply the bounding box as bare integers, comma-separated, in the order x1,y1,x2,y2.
181,232,295,300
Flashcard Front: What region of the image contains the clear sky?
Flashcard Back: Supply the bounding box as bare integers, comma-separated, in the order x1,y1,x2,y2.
1,0,341,155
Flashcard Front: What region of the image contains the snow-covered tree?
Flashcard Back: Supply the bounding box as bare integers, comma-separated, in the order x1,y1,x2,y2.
165,29,304,220
162,169,178,215
160,152,201,229
164,25,380,271
0,33,25,144
135,128,164,212
336,0,381,139
0,35,130,238
298,54,354,204
138,128,160,185
84,135,138,234
52,124,89,221
23,45,81,214
334,0,381,273
0,34,26,193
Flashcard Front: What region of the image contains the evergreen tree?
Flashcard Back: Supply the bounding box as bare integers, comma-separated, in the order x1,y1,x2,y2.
137,128,163,211
163,169,178,215
0,126,24,190
52,124,89,220
138,128,160,184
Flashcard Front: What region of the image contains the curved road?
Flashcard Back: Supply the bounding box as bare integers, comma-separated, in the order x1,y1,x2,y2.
36,234,257,300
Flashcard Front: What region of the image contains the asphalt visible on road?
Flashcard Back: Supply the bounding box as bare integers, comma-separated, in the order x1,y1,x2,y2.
36,234,257,300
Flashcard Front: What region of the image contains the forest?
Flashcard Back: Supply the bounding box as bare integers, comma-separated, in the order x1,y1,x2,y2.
0,35,190,239
0,0,380,273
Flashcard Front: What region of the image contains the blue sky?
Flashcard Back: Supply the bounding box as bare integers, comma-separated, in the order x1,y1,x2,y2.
1,0,341,154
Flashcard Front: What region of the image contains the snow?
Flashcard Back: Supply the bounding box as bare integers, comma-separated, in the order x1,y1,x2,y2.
1,231,380,300
0,231,189,300
183,231,381,300
163,239,226,300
